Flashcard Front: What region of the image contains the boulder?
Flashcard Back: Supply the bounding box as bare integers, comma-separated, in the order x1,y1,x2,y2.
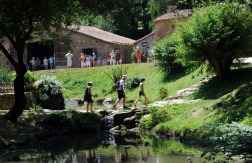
123,116,137,129
113,110,136,127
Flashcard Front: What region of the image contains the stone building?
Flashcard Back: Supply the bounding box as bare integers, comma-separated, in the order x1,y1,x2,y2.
1,26,136,69
135,32,155,61
154,9,192,40
54,26,136,67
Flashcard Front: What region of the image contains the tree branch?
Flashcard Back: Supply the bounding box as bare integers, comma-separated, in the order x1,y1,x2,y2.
0,42,18,68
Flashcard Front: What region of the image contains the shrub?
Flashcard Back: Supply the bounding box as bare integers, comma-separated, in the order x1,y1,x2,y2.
105,65,128,90
24,71,36,91
126,76,143,90
210,123,252,156
140,114,153,130
178,3,252,79
140,107,171,130
34,75,65,110
154,34,186,75
159,87,168,99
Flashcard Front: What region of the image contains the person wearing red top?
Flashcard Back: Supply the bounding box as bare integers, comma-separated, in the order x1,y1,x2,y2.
135,46,142,64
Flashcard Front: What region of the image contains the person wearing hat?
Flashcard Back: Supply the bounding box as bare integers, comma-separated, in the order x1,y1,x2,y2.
84,82,93,112
114,75,127,109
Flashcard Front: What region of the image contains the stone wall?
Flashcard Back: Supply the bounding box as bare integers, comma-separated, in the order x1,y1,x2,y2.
55,31,133,68
0,92,33,110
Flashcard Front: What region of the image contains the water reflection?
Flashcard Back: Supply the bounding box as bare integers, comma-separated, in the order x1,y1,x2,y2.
0,133,203,163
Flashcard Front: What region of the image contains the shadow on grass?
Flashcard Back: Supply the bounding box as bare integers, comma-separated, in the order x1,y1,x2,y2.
161,71,187,83
193,67,252,100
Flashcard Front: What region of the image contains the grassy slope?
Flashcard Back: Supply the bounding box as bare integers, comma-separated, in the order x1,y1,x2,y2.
34,63,205,103
143,67,252,135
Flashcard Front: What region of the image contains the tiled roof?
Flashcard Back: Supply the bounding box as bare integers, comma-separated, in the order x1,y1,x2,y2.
136,32,155,43
71,26,136,45
154,9,192,22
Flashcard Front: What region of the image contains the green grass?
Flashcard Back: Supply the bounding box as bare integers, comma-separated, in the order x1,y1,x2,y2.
34,63,206,102
140,67,252,136
154,100,218,133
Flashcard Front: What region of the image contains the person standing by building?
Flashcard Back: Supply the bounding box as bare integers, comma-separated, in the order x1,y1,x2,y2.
110,49,116,65
48,56,54,69
80,52,86,68
113,75,127,109
115,50,120,64
29,57,36,71
85,55,91,68
43,57,48,70
135,46,143,64
92,51,96,67
65,51,73,68
84,82,94,112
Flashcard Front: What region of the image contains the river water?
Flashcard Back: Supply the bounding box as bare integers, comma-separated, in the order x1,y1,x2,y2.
0,132,209,163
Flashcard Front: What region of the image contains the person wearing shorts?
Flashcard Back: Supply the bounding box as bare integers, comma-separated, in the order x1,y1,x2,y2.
134,78,149,107
114,75,127,109
84,82,93,112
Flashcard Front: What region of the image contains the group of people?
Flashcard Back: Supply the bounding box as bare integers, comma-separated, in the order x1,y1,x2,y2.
79,51,96,68
106,49,122,65
64,47,146,69
65,51,97,68
29,56,55,70
83,75,148,112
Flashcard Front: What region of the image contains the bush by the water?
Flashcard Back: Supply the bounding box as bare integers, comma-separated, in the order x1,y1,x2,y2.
208,123,252,156
140,107,171,130
34,75,65,110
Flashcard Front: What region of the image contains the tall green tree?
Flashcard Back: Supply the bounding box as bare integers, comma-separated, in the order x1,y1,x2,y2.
111,0,152,39
0,0,81,122
178,3,252,79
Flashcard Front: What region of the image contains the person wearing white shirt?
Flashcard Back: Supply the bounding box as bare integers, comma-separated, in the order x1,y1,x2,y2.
30,57,36,70
65,51,73,68
110,50,116,65
43,57,48,69
92,51,97,67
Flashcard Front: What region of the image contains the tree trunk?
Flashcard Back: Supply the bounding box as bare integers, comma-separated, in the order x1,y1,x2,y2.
213,58,232,80
5,63,27,123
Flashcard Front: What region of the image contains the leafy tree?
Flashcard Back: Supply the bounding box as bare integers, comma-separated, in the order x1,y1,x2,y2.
177,3,252,79
0,0,81,122
111,0,152,39
154,34,185,75
79,13,116,32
